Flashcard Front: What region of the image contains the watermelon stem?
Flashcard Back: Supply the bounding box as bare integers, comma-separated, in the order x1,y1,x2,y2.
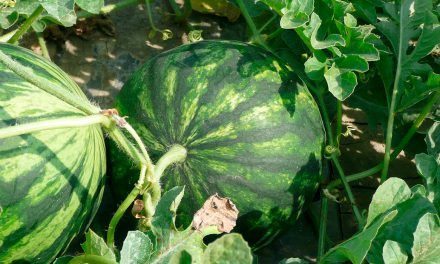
7,5,44,44
235,0,271,52
0,114,111,139
107,127,148,168
145,0,173,40
331,155,364,229
0,49,99,115
36,31,51,61
106,145,187,248
154,144,187,181
107,172,145,249
317,194,329,261
119,120,155,185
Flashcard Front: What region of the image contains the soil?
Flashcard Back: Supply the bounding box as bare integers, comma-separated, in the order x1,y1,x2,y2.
21,1,420,262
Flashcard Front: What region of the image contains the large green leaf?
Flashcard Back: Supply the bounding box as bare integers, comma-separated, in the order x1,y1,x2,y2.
366,177,411,226
280,0,314,29
202,233,253,264
367,194,437,264
120,231,153,264
375,0,440,111
0,43,106,263
382,240,408,264
415,122,440,210
320,210,397,264
0,0,104,30
411,213,440,263
81,229,116,261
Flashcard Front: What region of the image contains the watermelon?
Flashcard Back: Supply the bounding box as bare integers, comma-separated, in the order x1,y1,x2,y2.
110,40,325,243
0,44,106,263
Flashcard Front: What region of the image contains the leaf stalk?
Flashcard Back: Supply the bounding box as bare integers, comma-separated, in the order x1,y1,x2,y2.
8,5,44,44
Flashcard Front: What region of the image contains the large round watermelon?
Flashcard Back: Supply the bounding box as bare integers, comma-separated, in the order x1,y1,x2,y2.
110,40,324,243
0,44,106,263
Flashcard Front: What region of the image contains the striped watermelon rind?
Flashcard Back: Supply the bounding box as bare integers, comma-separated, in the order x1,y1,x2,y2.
0,43,106,263
109,40,325,243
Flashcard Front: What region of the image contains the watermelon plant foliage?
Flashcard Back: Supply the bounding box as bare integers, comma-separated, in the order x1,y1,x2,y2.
56,187,253,264
109,40,325,245
0,0,104,30
285,122,440,263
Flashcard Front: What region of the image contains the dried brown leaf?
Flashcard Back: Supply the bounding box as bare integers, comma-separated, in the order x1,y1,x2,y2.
132,199,145,219
192,194,239,233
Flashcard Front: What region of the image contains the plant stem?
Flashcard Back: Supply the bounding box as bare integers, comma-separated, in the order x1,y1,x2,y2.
332,156,363,228
145,0,157,30
154,144,187,181
235,0,271,51
336,100,342,145
77,0,141,18
107,184,142,249
266,28,283,41
122,121,154,184
317,195,328,261
107,127,147,168
168,0,192,22
8,5,44,44
381,7,407,183
68,255,118,264
0,49,98,115
326,91,440,190
258,14,277,34
0,115,111,139
36,31,50,60
316,93,335,145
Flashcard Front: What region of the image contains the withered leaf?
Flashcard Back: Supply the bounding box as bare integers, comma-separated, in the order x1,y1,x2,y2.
192,194,239,233
131,199,145,219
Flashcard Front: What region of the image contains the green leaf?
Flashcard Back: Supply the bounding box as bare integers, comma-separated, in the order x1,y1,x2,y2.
412,213,440,263
169,250,192,264
146,188,221,264
81,229,116,261
324,63,357,101
0,10,18,29
334,55,369,73
151,186,185,245
40,0,76,27
75,0,104,14
398,73,440,111
415,122,440,209
120,231,153,264
304,54,327,81
202,233,253,264
337,24,380,61
320,210,397,264
280,0,314,29
382,240,408,264
367,195,437,264
308,13,345,49
426,122,440,158
377,0,440,109
366,178,411,227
